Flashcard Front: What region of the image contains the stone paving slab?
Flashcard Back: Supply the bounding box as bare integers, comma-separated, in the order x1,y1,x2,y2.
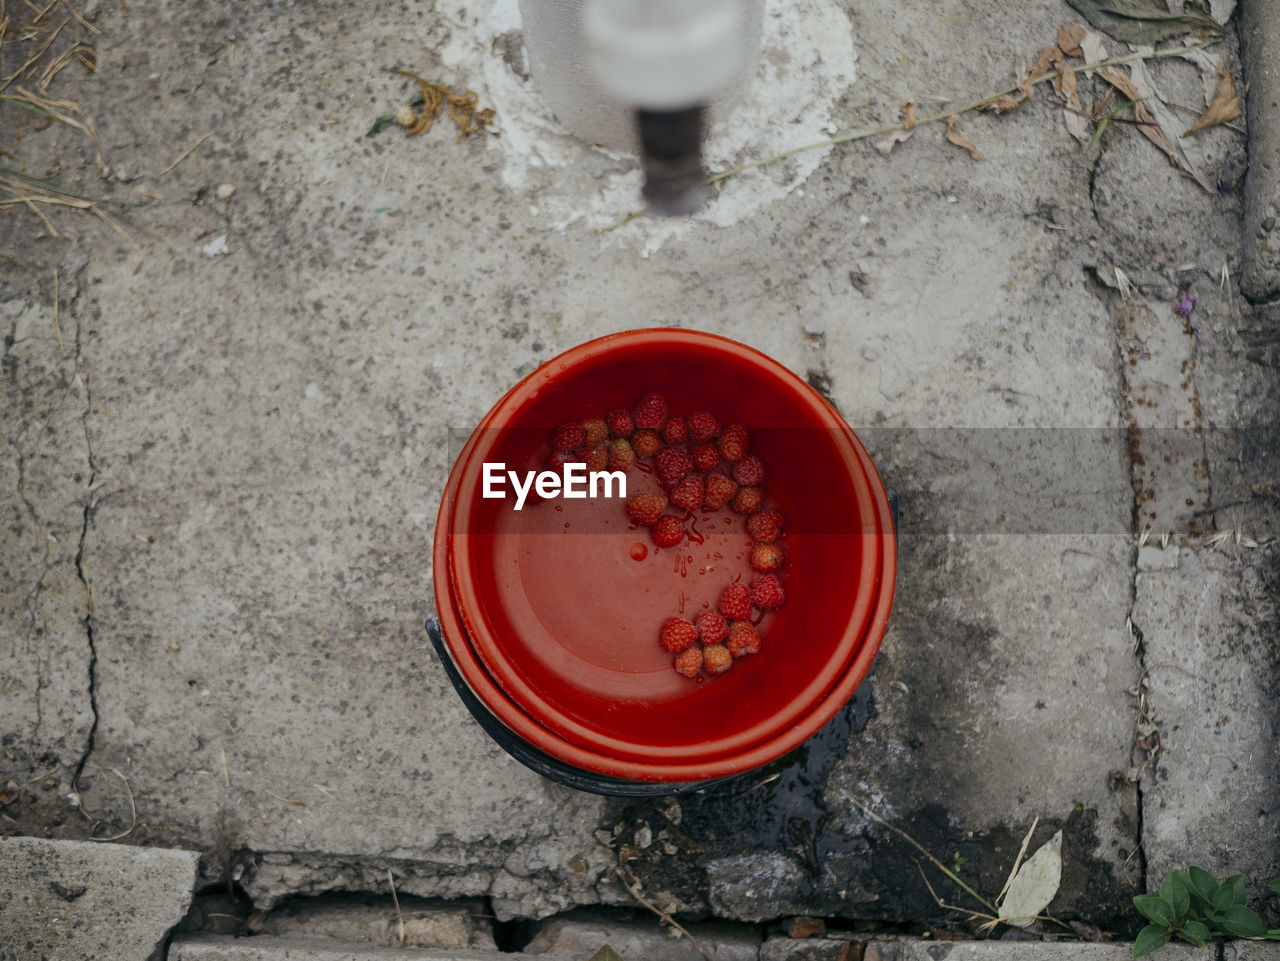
0,836,199,961
895,944,1211,961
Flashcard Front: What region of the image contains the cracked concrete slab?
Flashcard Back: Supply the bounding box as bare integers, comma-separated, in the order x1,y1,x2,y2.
1,0,1274,941
0,272,96,816
170,937,578,961
1136,545,1280,889
0,835,198,961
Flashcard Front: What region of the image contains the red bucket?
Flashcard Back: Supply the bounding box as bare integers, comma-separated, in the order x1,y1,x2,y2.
432,329,895,791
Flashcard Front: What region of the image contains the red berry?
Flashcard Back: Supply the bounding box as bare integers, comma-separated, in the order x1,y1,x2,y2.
608,438,636,471
704,644,733,675
750,542,784,573
634,392,668,430
578,446,608,472
720,424,749,462
746,510,785,543
670,475,704,513
694,610,729,644
627,492,667,526
752,573,786,609
547,450,574,473
607,408,635,437
727,621,761,658
692,442,720,472
704,473,739,511
659,617,698,653
552,422,586,451
582,417,608,448
674,646,703,677
655,446,694,488
731,486,763,514
688,410,720,444
661,416,688,445
632,429,661,458
719,583,752,621
733,454,765,487
651,515,685,548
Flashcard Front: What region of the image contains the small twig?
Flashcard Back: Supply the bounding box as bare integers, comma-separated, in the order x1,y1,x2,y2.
615,862,712,961
997,816,1040,905
89,767,137,841
220,747,230,788
0,763,60,806
388,869,406,948
849,797,998,914
265,790,306,806
157,131,210,176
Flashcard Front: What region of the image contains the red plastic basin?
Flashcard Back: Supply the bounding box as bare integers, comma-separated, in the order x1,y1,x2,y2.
433,329,896,783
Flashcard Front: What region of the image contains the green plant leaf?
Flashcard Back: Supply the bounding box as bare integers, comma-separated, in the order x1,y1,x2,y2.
1221,873,1247,906
1134,923,1172,958
1269,877,1280,897
1188,866,1218,902
1222,904,1267,938
1134,894,1176,925
1212,884,1235,913
1160,872,1191,917
1181,920,1211,945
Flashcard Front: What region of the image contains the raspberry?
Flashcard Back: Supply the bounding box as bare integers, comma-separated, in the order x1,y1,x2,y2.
750,542,784,573
652,515,685,548
632,429,661,458
746,510,785,543
662,416,688,445
720,424,749,462
670,475,704,513
718,583,752,621
659,617,698,653
627,492,667,526
578,446,608,472
582,417,608,448
704,644,733,675
733,454,765,487
552,422,586,452
752,573,786,609
674,645,703,677
655,446,694,488
691,442,720,472
727,621,761,658
703,473,738,511
607,408,634,437
607,438,636,471
548,450,575,473
731,486,763,514
634,392,668,431
694,610,729,644
688,410,720,444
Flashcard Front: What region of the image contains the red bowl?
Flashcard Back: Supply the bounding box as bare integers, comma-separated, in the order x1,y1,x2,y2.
433,329,895,783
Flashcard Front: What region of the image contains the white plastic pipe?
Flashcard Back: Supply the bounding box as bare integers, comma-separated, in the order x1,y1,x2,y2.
516,0,763,150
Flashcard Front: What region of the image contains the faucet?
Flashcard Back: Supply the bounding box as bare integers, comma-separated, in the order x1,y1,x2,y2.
517,0,761,217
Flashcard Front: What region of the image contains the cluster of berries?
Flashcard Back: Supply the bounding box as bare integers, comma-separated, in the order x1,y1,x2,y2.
548,391,787,679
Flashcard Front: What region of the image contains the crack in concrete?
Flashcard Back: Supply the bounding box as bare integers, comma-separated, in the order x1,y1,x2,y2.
68,272,100,799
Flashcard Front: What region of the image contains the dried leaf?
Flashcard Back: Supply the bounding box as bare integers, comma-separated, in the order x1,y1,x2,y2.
982,56,1032,114
1208,0,1236,25
1064,0,1222,44
1080,28,1109,65
945,115,983,159
1098,66,1182,165
998,830,1064,928
875,103,918,156
1129,55,1214,190
901,102,919,131
1056,63,1092,142
1058,24,1088,57
875,128,914,157
1185,61,1240,133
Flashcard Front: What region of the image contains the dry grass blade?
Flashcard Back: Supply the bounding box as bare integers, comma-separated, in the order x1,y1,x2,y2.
615,861,712,961
997,816,1040,905
7,84,105,171
157,131,211,176
387,869,406,947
